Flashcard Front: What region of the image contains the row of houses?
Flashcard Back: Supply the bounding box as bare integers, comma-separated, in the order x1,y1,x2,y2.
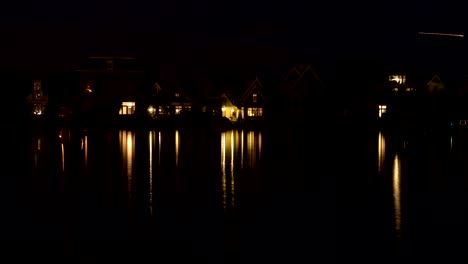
24,56,274,128
24,56,468,129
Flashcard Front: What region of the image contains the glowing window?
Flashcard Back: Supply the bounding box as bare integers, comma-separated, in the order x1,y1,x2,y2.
389,75,406,85
85,84,93,93
119,102,135,115
252,93,258,103
379,105,387,118
175,93,180,98
175,105,183,115
247,107,263,117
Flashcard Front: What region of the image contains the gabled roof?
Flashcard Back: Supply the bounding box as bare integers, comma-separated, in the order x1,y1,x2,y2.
221,94,236,107
288,64,325,90
239,77,264,103
285,66,302,81
154,79,191,100
299,64,323,82
427,74,442,85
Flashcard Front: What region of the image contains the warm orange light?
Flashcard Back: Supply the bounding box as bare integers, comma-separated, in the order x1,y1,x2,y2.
379,105,387,118
119,102,136,115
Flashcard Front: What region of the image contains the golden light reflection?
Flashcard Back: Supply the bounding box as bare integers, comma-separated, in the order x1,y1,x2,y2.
120,130,135,200
221,132,227,209
258,131,262,160
393,154,401,237
241,130,244,169
159,132,161,165
378,131,385,173
231,131,235,207
247,131,256,167
82,135,88,169
149,130,154,216
61,142,65,172
175,130,179,167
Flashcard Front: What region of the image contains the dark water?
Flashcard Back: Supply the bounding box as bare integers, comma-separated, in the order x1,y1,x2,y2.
3,122,468,263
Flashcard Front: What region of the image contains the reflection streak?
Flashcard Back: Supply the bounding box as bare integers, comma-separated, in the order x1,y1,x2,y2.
241,130,244,169
120,130,135,200
84,135,88,169
393,154,401,237
61,143,65,172
378,131,385,173
149,131,154,216
231,131,235,207
221,132,227,209
159,132,161,165
175,130,179,167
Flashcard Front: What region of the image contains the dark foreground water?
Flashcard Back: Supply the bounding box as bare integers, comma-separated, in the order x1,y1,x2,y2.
2,121,468,263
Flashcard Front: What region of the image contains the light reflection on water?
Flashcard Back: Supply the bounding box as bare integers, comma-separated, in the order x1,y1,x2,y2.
20,124,468,259
175,130,179,167
120,130,135,200
377,130,402,239
221,130,262,209
149,130,154,216
378,131,385,173
393,153,401,238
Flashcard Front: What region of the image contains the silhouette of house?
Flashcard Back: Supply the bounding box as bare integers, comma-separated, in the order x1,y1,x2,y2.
149,80,192,121
237,77,265,124
25,80,49,116
75,56,146,125
220,93,240,122
427,74,444,94
277,64,326,120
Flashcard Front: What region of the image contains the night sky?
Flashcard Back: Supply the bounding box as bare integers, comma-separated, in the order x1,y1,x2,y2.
0,0,466,75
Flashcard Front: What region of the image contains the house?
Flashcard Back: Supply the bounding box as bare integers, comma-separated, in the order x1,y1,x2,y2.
148,80,193,121
220,94,240,122
25,80,49,117
237,77,265,125
276,64,326,121
427,74,445,94
75,56,146,125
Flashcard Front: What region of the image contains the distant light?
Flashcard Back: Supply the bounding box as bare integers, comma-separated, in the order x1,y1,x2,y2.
379,105,387,118
418,32,464,38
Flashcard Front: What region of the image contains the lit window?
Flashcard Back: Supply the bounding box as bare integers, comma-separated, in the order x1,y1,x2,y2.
247,107,263,117
119,102,135,115
389,75,406,84
184,105,191,111
147,105,156,117
379,105,387,118
252,93,257,103
175,105,183,115
85,84,93,93
175,93,180,98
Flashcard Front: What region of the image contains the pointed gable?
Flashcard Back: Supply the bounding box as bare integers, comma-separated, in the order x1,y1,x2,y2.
288,64,325,96
156,79,191,103
239,77,265,105
427,74,444,93
285,66,302,82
